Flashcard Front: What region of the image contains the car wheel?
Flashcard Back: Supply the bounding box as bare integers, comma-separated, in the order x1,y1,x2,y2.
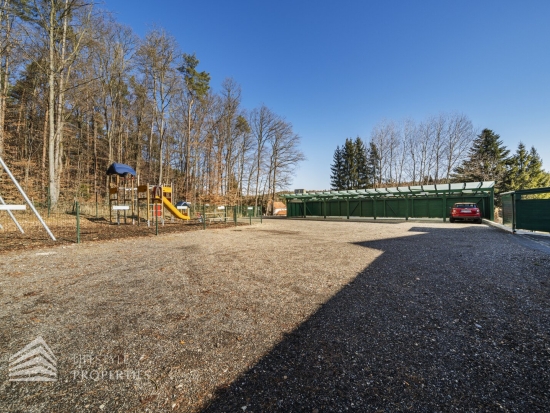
450,217,455,223
477,219,482,224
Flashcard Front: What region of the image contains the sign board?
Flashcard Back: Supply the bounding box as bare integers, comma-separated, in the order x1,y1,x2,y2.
247,207,253,210
217,206,225,210
0,205,26,210
112,205,130,210
177,205,188,210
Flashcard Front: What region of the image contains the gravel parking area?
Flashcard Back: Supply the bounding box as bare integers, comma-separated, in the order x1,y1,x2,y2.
1,219,549,412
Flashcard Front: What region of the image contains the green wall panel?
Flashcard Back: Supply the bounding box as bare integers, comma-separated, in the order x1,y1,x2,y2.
287,195,492,219
516,199,550,232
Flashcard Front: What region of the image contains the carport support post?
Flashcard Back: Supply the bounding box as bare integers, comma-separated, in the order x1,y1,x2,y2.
442,193,447,222
373,196,377,220
303,200,306,218
323,199,326,219
512,193,516,233
405,195,409,221
346,198,349,219
489,188,498,221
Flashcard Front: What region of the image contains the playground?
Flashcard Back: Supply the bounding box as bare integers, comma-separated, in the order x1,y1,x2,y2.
1,219,550,412
0,161,258,252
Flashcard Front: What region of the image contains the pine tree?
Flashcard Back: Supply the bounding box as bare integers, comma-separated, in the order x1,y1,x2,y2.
453,129,510,184
342,138,357,189
502,144,550,192
527,147,550,188
354,137,369,189
367,142,380,188
330,145,345,190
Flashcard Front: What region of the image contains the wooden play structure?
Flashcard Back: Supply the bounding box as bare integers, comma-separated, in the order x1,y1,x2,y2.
137,184,191,225
107,163,190,225
107,163,136,225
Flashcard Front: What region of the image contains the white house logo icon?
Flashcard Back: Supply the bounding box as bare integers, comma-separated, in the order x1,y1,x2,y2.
8,336,57,382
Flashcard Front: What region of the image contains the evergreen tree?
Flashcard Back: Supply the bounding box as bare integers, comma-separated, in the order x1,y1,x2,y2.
354,137,369,189
367,142,380,188
453,129,510,184
527,147,550,188
330,145,345,190
502,143,550,192
342,138,357,189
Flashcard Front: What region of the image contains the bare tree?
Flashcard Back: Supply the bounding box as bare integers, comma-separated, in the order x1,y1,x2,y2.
250,105,280,212
444,113,474,182
136,27,180,185
0,0,17,157
31,0,93,206
267,119,304,213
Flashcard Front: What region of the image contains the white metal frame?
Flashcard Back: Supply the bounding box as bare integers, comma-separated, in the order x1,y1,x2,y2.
0,156,56,240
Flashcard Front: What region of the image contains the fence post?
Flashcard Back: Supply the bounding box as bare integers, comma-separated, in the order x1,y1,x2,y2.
47,187,51,218
202,204,206,230
234,206,237,227
512,193,516,233
76,201,80,244
155,201,159,236
95,191,98,218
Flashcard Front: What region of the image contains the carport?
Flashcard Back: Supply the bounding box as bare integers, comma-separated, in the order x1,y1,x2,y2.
281,181,495,222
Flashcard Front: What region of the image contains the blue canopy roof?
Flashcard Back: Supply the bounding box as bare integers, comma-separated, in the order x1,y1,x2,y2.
106,163,136,177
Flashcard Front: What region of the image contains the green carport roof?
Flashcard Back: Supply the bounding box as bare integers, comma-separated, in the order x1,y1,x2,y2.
281,181,495,200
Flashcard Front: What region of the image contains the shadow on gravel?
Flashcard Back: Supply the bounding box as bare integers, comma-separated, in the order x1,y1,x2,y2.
203,225,550,412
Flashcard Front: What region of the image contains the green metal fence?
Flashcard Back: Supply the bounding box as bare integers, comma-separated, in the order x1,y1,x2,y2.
284,182,495,222
0,200,262,252
501,187,550,233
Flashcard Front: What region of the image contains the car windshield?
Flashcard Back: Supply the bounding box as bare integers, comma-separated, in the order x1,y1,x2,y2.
454,203,477,208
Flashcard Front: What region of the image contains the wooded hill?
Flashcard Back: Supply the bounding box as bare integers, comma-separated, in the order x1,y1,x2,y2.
0,1,305,210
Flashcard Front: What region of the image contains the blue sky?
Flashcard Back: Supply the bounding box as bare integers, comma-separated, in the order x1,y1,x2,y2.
103,0,550,190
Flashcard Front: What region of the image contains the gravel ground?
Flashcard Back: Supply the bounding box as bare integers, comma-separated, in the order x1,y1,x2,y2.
1,219,549,412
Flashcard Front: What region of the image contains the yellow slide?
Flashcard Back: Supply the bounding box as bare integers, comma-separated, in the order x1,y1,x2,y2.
162,196,190,220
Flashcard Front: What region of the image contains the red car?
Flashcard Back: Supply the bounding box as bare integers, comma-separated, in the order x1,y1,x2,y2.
450,203,482,224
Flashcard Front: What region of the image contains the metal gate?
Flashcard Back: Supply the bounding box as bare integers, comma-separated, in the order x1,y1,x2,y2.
501,187,550,232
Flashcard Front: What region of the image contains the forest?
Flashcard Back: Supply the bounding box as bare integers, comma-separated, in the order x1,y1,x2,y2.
330,114,549,200
0,0,305,211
